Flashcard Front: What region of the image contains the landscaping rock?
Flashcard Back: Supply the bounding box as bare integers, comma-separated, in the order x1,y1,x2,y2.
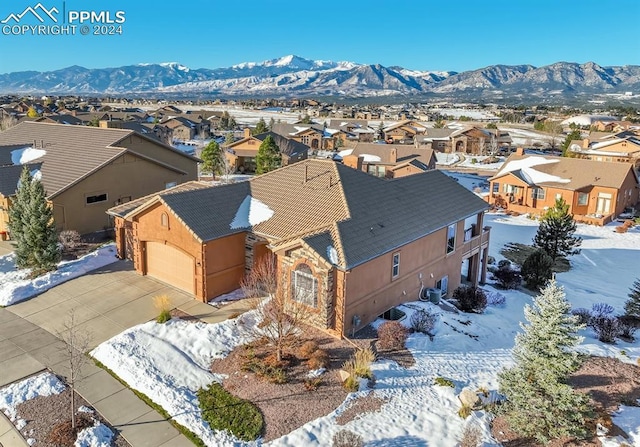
458,387,481,409
338,369,351,382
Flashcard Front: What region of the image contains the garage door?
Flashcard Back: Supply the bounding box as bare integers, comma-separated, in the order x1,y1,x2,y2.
145,242,195,295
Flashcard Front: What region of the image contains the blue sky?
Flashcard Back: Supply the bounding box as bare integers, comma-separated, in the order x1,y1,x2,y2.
0,0,639,74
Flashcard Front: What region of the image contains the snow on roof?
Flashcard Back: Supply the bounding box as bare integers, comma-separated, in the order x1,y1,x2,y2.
327,246,339,265
229,195,274,229
293,126,311,133
561,115,618,126
497,156,569,185
338,149,353,157
11,147,46,165
361,154,382,163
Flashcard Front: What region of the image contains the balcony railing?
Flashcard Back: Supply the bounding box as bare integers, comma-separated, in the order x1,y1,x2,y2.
460,226,490,257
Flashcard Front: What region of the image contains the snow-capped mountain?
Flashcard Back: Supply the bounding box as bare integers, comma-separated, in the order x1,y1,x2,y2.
0,56,638,101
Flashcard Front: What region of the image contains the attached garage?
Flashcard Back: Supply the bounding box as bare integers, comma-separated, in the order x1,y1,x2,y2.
145,241,195,295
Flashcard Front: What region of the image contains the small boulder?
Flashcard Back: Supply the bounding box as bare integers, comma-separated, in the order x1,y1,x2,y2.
338,369,351,382
458,387,481,409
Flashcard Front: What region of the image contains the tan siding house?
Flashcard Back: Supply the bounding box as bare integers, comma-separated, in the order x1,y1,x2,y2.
0,122,199,236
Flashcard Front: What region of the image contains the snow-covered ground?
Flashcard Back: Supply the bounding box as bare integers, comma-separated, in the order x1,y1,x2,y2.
500,126,555,148
457,155,505,171
435,152,460,166
88,212,640,446
0,244,118,306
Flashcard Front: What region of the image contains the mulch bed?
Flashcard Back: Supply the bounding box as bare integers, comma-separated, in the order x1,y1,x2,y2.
210,324,356,442
491,356,640,446
353,324,416,368
14,383,129,447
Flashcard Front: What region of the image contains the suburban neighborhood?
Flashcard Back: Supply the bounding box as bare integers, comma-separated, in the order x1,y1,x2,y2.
1,2,640,445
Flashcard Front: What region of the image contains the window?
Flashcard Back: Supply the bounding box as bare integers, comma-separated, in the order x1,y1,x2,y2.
531,187,546,200
446,223,456,254
165,181,177,189
161,212,169,228
392,252,400,278
86,193,107,204
492,183,499,193
292,264,317,307
577,192,588,206
367,165,385,177
436,275,449,297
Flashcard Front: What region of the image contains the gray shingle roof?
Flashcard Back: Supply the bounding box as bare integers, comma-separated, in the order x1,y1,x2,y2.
123,159,488,270
0,163,42,196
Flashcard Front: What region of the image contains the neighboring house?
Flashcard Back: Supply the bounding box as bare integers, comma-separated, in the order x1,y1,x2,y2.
271,123,334,150
0,122,199,235
417,128,455,151
110,159,490,337
224,129,308,173
568,134,640,170
327,120,376,144
487,150,640,225
341,143,436,178
382,120,428,144
161,116,209,141
34,114,84,126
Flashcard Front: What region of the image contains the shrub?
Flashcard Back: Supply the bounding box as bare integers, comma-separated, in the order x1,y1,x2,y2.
453,286,488,313
521,249,554,291
492,262,522,290
616,225,629,234
343,374,359,392
332,429,364,447
377,321,408,350
242,358,288,384
59,230,81,251
307,349,329,370
459,423,482,447
592,316,619,344
485,290,506,306
154,294,172,323
617,316,637,342
458,403,472,419
409,308,437,334
304,378,322,391
297,340,319,359
591,302,615,318
350,348,375,379
197,383,264,441
434,377,454,387
571,308,591,326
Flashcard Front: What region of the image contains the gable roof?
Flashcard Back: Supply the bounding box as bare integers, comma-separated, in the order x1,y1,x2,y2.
118,159,487,270
226,131,309,157
347,143,435,167
0,121,195,198
491,153,638,190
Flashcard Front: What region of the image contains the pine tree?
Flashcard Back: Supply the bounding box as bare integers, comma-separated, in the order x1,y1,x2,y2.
200,140,223,178
521,249,554,291
533,198,582,261
255,135,281,174
562,129,582,157
624,278,640,318
9,167,60,273
498,279,592,444
253,117,268,135
268,117,275,131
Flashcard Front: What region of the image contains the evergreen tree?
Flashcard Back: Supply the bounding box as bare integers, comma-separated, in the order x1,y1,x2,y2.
521,249,554,291
299,114,313,124
253,117,268,135
533,198,582,261
498,279,592,444
268,117,275,131
9,167,60,273
255,135,281,175
562,129,582,157
624,278,640,318
200,140,223,178
433,119,445,129
224,131,235,145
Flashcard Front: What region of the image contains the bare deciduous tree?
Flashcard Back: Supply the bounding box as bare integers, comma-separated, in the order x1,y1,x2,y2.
241,256,310,362
57,311,92,431
489,132,499,156
0,115,17,131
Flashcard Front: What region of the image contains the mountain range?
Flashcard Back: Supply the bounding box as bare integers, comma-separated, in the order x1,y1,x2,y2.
1,55,639,102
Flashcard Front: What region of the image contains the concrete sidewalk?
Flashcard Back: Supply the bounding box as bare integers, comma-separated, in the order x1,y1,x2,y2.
1,260,253,447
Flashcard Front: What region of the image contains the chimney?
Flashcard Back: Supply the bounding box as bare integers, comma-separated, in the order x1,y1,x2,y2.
515,147,525,156
390,148,397,163
357,155,364,171
243,128,251,139
582,138,590,149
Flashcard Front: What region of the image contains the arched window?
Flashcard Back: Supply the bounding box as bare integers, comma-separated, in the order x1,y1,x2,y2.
292,263,317,307
160,212,169,228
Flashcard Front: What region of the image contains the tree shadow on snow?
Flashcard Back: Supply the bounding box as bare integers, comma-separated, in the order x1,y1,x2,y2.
366,435,429,447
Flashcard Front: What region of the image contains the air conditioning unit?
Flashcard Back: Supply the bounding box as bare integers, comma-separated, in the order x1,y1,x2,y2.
428,288,442,304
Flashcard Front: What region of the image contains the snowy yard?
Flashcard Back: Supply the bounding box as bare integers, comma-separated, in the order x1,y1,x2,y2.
0,243,118,306
86,214,640,446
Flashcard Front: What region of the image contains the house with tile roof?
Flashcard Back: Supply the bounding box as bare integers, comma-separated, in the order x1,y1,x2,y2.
0,122,199,236
340,143,436,178
224,129,308,173
109,159,490,337
568,133,640,170
487,150,639,225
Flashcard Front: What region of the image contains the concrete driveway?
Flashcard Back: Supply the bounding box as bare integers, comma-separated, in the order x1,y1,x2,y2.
6,260,197,349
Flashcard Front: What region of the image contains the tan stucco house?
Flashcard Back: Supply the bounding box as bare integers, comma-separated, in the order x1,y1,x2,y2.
0,122,199,236
487,151,640,225
341,143,436,178
109,159,490,337
224,130,308,173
